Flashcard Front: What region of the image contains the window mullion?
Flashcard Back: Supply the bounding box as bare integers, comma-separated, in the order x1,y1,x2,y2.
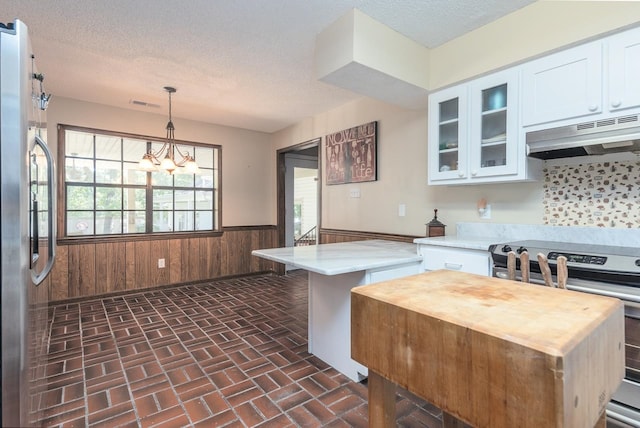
93,134,97,236
145,141,153,234
121,137,125,226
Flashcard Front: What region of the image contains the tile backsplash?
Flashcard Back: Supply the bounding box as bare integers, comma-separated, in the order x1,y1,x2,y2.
543,159,640,228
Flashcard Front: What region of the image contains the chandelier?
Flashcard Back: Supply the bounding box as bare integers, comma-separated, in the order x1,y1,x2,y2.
139,86,198,174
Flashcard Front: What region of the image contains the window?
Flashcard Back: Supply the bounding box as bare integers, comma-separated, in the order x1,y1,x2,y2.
293,202,302,237
59,125,221,238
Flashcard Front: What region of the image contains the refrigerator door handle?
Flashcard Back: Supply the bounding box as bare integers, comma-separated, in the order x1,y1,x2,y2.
30,152,39,265
31,134,55,285
31,199,39,263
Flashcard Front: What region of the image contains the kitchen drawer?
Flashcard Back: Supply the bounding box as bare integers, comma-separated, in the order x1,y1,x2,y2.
419,246,491,276
366,261,422,284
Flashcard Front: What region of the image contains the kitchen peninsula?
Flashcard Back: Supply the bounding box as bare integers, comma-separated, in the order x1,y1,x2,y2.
252,240,422,382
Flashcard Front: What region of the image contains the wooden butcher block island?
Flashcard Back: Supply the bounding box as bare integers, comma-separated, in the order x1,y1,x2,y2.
351,270,625,428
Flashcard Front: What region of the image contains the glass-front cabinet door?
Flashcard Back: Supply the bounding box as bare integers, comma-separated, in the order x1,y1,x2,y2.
428,85,468,182
469,70,519,178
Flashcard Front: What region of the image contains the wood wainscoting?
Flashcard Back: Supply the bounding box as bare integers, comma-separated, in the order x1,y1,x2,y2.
319,228,420,244
43,226,278,303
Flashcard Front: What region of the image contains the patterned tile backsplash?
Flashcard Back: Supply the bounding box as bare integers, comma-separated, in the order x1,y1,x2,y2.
543,159,640,228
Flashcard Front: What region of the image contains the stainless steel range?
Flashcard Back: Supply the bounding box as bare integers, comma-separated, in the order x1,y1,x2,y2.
490,240,640,428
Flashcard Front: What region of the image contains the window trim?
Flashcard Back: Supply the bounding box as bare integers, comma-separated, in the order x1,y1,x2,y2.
57,124,222,244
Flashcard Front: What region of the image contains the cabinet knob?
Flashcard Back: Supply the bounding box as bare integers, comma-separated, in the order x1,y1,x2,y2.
471,170,478,176
458,171,465,178
611,100,622,108
588,104,598,112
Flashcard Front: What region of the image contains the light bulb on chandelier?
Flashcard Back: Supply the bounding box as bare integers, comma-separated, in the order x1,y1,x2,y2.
138,86,199,175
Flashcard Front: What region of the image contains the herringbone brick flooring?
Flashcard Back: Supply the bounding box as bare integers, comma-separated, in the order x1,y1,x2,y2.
37,271,444,427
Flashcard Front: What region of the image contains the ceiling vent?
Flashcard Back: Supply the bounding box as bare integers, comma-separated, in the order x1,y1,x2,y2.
129,99,161,109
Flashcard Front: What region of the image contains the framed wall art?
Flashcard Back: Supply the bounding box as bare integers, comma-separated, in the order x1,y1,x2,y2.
325,121,377,185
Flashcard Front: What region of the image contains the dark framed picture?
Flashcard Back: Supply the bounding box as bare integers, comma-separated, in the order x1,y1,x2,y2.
325,121,377,185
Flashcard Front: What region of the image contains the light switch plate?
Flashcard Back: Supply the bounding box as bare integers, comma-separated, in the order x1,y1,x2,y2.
398,204,406,217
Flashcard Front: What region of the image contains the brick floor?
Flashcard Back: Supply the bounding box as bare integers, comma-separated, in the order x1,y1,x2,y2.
36,271,445,427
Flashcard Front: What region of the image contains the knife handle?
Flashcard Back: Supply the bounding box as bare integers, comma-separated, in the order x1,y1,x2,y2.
507,251,517,281
520,251,530,283
557,255,568,289
537,253,554,287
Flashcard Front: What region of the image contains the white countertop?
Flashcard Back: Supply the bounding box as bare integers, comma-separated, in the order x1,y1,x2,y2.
252,240,422,276
413,236,495,251
414,222,640,251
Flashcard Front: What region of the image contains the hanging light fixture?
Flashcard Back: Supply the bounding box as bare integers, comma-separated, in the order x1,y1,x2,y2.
139,86,199,174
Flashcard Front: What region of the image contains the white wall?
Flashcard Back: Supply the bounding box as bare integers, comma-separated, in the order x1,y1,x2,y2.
47,97,273,227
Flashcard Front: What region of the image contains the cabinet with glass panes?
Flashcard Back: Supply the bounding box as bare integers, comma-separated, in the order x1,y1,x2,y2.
429,68,531,184
479,83,507,168
428,85,467,182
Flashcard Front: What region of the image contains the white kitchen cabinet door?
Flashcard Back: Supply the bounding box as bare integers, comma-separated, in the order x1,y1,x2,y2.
521,41,603,127
608,27,640,113
468,69,519,179
428,84,468,182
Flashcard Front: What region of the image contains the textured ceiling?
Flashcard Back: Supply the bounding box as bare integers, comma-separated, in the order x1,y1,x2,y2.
0,0,534,133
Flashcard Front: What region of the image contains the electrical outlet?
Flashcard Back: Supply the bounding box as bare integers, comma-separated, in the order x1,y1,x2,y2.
158,258,165,268
349,188,360,198
480,204,492,220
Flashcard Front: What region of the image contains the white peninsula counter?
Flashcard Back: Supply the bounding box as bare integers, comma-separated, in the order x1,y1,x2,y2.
252,240,422,382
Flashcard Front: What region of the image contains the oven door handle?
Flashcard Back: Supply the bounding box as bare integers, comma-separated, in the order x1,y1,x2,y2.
567,284,640,310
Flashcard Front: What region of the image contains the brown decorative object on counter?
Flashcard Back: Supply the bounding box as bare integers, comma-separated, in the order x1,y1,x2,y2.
426,209,446,237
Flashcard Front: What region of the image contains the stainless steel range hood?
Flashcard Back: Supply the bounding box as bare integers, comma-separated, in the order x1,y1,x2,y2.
526,113,640,160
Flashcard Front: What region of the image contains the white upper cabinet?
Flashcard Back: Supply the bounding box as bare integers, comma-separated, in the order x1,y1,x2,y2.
521,42,603,127
522,26,640,128
468,70,520,179
608,27,640,113
429,69,534,185
428,85,468,182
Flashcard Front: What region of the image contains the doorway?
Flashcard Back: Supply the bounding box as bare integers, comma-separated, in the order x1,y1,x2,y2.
285,153,318,248
277,139,320,271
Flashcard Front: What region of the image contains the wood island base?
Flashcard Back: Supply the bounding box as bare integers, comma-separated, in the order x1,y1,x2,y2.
351,270,624,428
366,370,608,428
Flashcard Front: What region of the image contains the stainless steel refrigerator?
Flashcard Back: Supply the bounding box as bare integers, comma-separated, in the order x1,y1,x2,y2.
1,19,56,427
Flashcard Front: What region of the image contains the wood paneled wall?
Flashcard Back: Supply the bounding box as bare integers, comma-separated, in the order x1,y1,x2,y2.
42,226,278,303
319,228,419,244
